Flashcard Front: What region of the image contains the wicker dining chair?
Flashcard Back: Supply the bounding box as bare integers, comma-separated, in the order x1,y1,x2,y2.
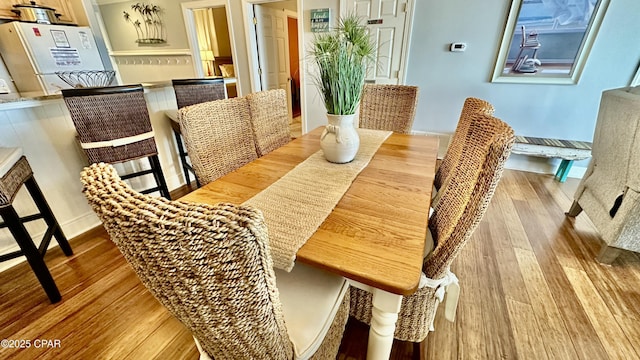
80,162,350,360
178,97,258,186
434,97,495,191
349,113,514,348
171,78,227,188
246,89,292,156
62,85,171,199
358,84,419,134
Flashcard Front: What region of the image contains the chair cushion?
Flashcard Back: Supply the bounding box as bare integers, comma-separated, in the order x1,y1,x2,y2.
0,147,22,178
424,227,435,258
275,263,348,359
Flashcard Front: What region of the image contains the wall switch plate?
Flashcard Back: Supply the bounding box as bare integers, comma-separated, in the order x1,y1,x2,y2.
450,43,467,52
0,79,10,94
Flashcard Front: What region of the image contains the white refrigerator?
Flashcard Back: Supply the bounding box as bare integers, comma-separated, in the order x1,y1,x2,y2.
0,22,106,97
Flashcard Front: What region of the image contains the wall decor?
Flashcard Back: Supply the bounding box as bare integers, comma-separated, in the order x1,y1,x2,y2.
310,8,331,33
123,3,167,44
492,0,609,84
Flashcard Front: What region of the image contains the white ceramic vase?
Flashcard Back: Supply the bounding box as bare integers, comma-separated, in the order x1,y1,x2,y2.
320,114,360,163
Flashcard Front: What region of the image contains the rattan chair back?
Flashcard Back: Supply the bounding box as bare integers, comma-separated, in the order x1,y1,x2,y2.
349,113,513,343
246,89,291,156
426,114,514,279
172,78,227,109
62,85,158,164
435,97,495,189
178,97,258,186
80,163,293,359
358,84,418,134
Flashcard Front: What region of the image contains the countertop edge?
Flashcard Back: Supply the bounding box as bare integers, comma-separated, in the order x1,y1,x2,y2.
0,82,171,110
0,78,237,111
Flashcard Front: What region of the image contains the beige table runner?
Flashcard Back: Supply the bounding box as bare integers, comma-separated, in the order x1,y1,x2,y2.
244,128,392,271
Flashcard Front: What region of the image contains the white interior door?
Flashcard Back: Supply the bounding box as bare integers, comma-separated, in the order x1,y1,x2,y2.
348,0,410,84
254,5,291,96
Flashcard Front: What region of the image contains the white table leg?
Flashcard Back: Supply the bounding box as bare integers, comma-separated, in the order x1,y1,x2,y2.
367,288,403,360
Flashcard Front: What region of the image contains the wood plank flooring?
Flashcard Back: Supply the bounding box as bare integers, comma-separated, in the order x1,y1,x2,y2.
1,170,639,360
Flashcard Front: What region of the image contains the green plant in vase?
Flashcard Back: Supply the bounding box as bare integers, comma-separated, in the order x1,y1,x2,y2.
311,14,375,115
310,14,375,163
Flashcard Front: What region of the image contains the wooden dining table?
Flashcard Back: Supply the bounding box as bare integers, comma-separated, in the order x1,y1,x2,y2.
180,127,438,360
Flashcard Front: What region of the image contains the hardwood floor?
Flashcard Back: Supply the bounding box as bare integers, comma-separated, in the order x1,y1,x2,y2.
1,170,639,359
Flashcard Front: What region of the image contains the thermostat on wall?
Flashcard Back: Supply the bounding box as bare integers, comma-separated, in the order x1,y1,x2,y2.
450,43,467,52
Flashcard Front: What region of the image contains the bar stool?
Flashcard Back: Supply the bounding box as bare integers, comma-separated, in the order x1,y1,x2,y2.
0,148,73,303
62,85,171,199
169,78,227,188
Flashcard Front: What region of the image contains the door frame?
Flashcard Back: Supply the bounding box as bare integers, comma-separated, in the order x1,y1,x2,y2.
283,9,298,120
181,0,242,92
240,0,301,93
241,0,301,122
397,0,415,84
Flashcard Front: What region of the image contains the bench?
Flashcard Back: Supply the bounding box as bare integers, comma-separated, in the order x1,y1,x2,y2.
511,136,592,182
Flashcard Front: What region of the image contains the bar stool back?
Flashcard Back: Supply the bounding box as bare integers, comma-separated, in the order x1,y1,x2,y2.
0,147,73,303
62,85,171,199
171,78,227,187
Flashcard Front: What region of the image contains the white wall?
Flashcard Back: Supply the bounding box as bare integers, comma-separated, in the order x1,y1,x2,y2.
99,0,190,51
404,0,640,171
97,0,252,95
301,0,341,133
0,101,97,273
95,0,640,145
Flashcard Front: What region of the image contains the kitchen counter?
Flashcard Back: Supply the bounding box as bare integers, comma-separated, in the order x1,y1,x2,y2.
0,81,190,272
0,76,240,272
0,77,237,109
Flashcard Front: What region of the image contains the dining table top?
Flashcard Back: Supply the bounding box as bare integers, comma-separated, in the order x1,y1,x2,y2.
180,127,439,295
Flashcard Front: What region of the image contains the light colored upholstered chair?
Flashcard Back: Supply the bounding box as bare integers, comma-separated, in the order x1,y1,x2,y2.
171,78,228,188
358,84,419,134
178,97,259,186
246,89,292,156
80,163,350,360
566,86,640,263
349,114,514,349
435,97,495,191
62,85,171,199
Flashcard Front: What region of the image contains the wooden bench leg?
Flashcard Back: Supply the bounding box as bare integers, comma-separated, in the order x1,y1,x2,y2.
554,159,573,183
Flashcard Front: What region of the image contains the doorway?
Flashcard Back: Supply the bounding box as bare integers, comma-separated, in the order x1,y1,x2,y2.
182,0,239,97
249,1,299,125
287,16,301,118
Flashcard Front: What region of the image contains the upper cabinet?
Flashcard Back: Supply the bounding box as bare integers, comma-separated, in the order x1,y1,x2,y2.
0,0,77,24
0,0,17,19
36,0,76,24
